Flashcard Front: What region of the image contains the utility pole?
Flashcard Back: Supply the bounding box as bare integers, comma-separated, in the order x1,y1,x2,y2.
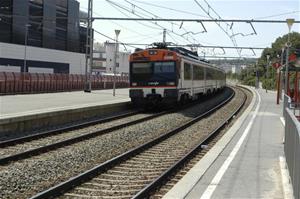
113,30,120,97
256,60,259,89
84,0,93,93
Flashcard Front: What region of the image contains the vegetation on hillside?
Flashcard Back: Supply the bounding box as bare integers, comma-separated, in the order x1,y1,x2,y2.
237,32,300,90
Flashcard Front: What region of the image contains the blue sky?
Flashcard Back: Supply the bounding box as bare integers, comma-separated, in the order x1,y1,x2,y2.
78,0,300,59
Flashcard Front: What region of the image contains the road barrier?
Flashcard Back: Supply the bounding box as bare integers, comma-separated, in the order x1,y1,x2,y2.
284,94,300,199
0,72,129,95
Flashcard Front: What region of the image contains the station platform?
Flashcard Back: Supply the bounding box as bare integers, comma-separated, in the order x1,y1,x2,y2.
164,87,293,199
0,89,130,137
0,88,130,119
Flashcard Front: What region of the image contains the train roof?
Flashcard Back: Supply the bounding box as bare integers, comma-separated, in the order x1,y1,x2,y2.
133,44,224,71
139,44,209,63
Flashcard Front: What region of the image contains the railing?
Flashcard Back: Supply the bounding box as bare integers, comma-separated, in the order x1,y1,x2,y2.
0,72,129,95
283,94,291,120
283,94,300,199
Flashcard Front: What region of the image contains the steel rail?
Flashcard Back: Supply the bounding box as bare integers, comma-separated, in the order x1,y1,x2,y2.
30,88,235,199
0,110,168,165
133,87,247,198
0,110,140,148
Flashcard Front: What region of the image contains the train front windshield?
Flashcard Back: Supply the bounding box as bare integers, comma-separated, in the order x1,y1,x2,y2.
130,62,177,86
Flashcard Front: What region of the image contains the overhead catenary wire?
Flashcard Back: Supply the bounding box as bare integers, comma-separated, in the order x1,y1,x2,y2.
80,6,161,39
105,0,163,31
1,13,300,23
82,17,300,23
123,0,207,45
93,29,140,49
131,0,209,18
193,0,242,57
123,0,204,35
105,1,181,47
108,42,265,50
254,10,300,20
123,0,209,46
105,0,202,45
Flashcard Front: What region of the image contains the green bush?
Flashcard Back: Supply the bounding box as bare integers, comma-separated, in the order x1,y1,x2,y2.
241,76,256,87
262,78,276,90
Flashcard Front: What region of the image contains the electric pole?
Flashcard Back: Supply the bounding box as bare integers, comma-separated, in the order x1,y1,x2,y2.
84,0,93,93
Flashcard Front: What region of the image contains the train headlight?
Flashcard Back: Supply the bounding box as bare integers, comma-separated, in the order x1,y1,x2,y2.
132,82,137,86
166,82,175,86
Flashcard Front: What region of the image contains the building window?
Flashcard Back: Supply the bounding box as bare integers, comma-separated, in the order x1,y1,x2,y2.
0,0,12,42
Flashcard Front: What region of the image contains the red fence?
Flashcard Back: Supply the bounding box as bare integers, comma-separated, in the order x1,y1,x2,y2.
0,72,129,95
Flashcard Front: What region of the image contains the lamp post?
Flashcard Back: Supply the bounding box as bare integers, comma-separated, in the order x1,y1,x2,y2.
266,54,270,79
23,24,31,73
113,29,120,97
284,18,294,94
255,60,259,89
280,47,285,99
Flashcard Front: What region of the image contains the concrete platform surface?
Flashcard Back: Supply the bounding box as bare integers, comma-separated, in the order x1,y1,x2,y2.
0,89,129,119
164,88,292,199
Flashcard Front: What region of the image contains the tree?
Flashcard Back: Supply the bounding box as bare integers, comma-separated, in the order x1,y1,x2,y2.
258,32,300,90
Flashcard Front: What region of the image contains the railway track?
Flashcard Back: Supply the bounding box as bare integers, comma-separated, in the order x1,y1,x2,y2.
31,87,246,199
0,110,167,165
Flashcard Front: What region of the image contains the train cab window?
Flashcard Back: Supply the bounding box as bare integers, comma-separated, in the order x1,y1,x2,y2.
132,63,152,74
153,62,175,73
184,63,191,80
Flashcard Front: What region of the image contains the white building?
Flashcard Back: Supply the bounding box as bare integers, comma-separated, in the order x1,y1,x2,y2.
93,43,107,73
231,65,241,74
93,42,130,75
0,42,86,74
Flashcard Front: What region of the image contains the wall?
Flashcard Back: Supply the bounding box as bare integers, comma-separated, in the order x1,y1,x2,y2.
284,106,300,199
0,42,85,74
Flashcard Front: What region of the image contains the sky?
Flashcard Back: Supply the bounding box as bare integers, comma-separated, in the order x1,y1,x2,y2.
78,0,300,59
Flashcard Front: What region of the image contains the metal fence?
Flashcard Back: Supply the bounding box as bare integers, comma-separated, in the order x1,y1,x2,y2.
0,72,129,95
284,94,300,199
283,94,291,120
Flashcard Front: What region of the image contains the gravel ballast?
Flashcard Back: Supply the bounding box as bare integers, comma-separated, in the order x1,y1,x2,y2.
0,113,152,159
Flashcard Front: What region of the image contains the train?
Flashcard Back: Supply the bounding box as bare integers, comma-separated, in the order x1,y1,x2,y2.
129,44,226,106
